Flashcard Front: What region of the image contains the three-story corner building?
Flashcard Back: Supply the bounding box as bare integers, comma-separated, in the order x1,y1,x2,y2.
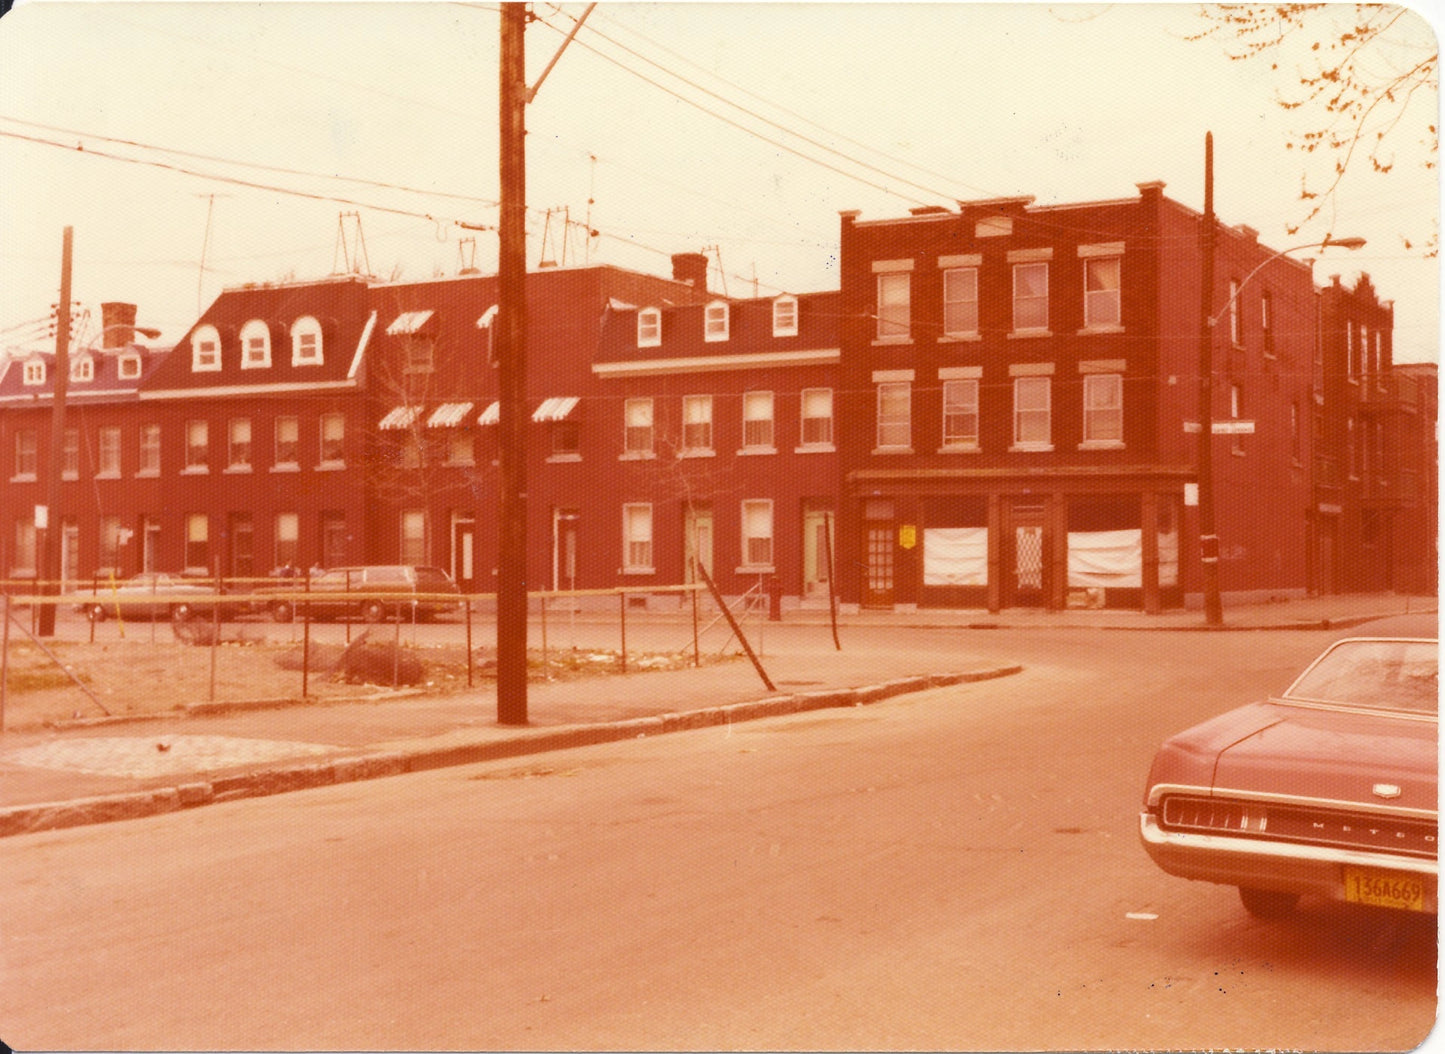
834,182,1323,613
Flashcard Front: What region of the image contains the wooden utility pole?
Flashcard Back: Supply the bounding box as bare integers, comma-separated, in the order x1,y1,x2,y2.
1196,134,1224,627
496,3,530,723
37,226,73,637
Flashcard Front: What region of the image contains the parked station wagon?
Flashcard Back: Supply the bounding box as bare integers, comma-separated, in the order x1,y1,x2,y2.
262,565,461,624
1140,615,1438,919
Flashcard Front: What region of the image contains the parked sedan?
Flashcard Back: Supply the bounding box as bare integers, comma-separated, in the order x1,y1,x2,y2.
1140,614,1437,918
260,565,461,623
75,572,246,623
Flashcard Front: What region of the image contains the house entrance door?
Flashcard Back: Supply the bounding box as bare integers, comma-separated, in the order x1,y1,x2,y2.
1010,503,1048,607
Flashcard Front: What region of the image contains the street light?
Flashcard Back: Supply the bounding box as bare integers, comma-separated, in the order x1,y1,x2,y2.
1208,235,1367,329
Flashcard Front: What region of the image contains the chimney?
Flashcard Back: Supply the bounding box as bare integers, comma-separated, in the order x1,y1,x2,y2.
100,301,138,350
671,252,709,295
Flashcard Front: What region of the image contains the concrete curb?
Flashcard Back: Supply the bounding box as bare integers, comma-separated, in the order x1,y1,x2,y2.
0,663,1023,839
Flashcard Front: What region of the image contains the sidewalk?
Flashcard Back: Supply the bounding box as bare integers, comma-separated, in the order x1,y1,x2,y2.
0,592,1431,838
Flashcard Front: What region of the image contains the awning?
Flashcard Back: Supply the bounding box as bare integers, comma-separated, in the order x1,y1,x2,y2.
476,305,499,328
532,396,579,422
386,310,434,336
477,401,500,426
379,405,422,430
427,402,474,428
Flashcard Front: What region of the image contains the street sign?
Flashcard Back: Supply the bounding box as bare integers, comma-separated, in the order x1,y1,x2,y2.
1183,420,1255,435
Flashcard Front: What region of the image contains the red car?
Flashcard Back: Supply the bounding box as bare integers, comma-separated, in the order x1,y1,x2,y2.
1140,615,1437,918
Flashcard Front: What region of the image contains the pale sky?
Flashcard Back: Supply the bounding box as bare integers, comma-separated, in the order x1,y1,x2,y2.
0,2,1438,362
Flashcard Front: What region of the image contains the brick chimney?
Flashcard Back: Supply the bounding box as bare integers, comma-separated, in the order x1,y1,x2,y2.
100,301,138,350
671,252,709,295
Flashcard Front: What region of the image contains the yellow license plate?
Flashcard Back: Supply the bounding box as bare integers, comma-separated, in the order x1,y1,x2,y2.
1343,867,1427,912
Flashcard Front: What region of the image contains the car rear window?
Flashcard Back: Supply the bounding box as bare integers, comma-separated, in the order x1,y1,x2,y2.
413,568,455,591
1284,639,1438,714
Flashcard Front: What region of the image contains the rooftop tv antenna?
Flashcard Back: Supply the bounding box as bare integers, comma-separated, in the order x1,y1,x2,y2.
332,211,373,277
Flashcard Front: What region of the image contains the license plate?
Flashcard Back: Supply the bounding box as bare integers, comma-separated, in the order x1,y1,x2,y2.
1343,866,1427,912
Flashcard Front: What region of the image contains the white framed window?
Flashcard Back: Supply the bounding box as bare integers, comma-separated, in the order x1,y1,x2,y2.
742,391,775,451
704,301,730,342
1346,322,1357,379
274,416,299,467
191,324,221,372
275,512,299,569
876,380,912,450
741,499,774,569
400,509,427,566
319,413,345,466
799,388,834,449
22,359,44,385
1228,280,1242,346
942,379,980,449
623,397,654,457
13,429,37,479
291,316,323,365
682,395,713,455
185,419,209,472
1012,262,1050,332
138,424,160,476
1012,376,1052,450
1083,257,1121,328
623,503,654,572
943,267,979,337
772,295,798,337
62,428,79,478
1260,290,1273,340
240,319,271,369
185,513,210,573
876,270,911,342
637,307,661,348
228,417,252,470
70,355,94,382
118,353,142,380
447,431,475,466
1082,373,1123,446
97,426,122,477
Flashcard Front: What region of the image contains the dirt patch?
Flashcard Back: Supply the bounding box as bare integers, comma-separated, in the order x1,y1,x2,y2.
0,632,728,732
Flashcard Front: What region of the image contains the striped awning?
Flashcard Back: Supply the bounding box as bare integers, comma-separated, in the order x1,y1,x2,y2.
386,310,434,336
477,401,500,426
532,396,579,422
426,402,474,428
476,305,499,328
379,405,422,430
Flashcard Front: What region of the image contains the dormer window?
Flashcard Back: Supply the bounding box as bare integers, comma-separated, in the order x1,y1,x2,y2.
704,301,729,342
22,358,45,386
240,319,271,369
638,307,661,348
70,355,94,383
290,315,323,365
191,324,221,372
118,353,141,380
772,295,798,337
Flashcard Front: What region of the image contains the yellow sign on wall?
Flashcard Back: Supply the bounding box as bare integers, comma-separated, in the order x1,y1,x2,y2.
898,524,917,550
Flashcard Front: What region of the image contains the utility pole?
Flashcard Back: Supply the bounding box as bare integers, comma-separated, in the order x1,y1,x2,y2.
37,226,73,637
496,2,530,724
1196,134,1224,627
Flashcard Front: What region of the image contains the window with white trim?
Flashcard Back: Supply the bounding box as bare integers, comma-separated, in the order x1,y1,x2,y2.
400,510,427,566
275,416,299,467
185,513,210,572
70,355,94,382
228,418,252,470
291,316,323,365
22,359,44,385
191,324,221,372
742,391,775,451
943,267,979,337
623,503,653,572
942,379,980,449
62,428,79,477
13,429,37,479
682,395,713,454
1082,373,1123,445
1013,262,1049,332
772,295,798,337
240,319,271,369
799,387,833,448
118,353,141,380
1083,257,1121,328
704,301,730,342
741,499,774,569
876,271,911,341
139,424,160,475
319,413,345,465
1228,281,1241,346
1012,376,1052,449
876,381,912,450
624,397,654,457
97,426,122,477
185,419,209,472
637,307,661,348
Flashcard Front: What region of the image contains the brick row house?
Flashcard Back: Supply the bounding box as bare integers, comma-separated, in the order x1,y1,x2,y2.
1,183,1434,612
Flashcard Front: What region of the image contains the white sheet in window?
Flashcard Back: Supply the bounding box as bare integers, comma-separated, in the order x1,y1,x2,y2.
923,527,988,586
